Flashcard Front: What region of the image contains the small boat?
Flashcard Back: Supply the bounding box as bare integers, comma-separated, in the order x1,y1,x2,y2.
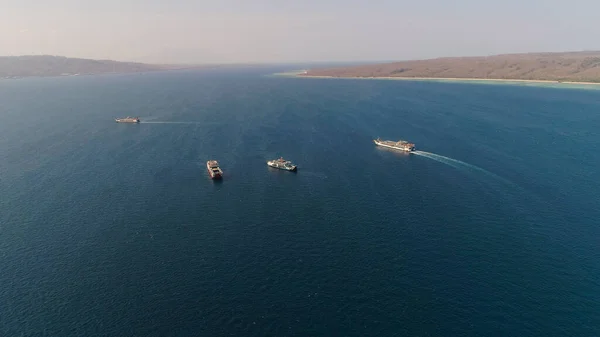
115,116,140,123
206,160,223,179
267,157,297,171
373,138,415,152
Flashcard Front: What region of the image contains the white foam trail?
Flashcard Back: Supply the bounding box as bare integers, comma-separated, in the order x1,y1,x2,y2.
413,151,479,170
138,116,159,121
412,151,515,186
412,151,462,169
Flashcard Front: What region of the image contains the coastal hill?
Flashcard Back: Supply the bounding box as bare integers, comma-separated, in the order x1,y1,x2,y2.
0,55,177,78
304,51,600,83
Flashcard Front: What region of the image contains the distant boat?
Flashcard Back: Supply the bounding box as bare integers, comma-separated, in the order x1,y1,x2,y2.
115,116,140,123
267,157,297,171
373,138,415,152
206,160,223,179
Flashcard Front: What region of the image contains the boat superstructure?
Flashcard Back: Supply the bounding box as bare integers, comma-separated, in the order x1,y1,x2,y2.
115,116,140,123
206,160,223,179
373,138,415,152
267,157,297,171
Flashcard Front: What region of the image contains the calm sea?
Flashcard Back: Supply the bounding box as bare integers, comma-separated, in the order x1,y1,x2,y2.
1,67,599,336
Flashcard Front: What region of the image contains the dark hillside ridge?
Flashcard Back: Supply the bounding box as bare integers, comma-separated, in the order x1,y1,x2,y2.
0,55,172,78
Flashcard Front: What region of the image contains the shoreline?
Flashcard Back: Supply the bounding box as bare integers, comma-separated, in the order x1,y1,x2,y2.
295,74,600,86
270,71,600,88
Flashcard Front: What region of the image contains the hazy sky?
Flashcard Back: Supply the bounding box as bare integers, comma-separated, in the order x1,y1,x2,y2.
1,0,599,63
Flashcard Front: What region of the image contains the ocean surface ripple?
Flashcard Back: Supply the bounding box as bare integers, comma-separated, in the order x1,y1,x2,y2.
1,68,599,336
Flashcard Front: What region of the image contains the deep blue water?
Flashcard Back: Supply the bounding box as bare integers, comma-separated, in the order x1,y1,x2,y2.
1,68,599,336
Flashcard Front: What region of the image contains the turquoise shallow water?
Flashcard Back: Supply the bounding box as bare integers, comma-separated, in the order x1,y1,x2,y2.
1,67,599,336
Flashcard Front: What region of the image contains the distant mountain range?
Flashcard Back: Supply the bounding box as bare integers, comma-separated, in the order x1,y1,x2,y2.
0,55,182,78
304,51,600,83
6,52,600,83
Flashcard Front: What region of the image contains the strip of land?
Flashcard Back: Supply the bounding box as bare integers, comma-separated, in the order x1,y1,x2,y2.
298,74,600,86
302,51,600,84
0,55,189,79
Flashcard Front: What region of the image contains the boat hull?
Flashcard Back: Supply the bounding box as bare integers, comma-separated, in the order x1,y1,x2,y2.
207,168,222,179
267,163,298,172
115,118,140,123
373,140,415,152
267,161,297,171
